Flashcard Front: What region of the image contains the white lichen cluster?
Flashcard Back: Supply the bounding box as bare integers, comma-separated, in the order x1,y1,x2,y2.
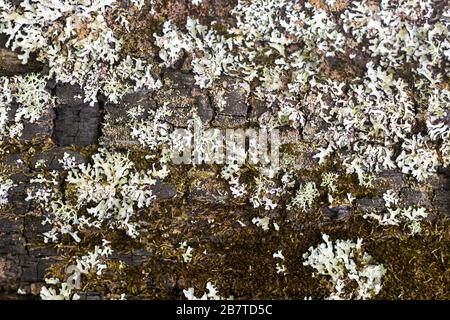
179,241,194,263
0,0,161,105
40,239,113,299
130,103,172,152
363,190,429,236
40,277,80,300
75,239,113,275
273,250,287,275
0,175,14,208
314,1,449,182
303,234,386,300
321,172,339,194
249,176,282,211
58,152,77,170
311,64,442,183
183,281,232,300
26,149,169,243
221,163,247,199
426,88,450,164
342,0,448,80
288,182,319,211
251,216,270,231
153,0,449,184
0,74,54,140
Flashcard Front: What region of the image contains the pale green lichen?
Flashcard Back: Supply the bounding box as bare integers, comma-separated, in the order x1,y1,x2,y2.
303,233,386,300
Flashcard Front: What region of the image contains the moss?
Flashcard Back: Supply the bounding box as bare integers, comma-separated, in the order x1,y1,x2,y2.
38,177,449,300
369,220,449,299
